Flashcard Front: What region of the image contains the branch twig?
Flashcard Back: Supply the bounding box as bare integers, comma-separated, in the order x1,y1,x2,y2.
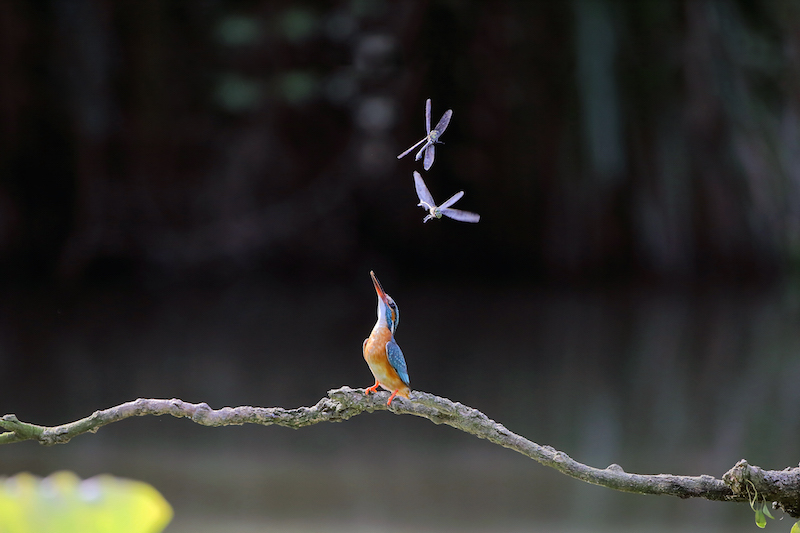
2,387,798,516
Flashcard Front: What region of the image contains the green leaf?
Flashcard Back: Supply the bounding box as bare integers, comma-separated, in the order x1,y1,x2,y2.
762,502,774,519
755,508,766,528
791,520,800,533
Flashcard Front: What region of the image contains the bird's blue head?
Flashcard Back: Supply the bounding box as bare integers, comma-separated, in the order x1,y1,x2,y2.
371,271,399,334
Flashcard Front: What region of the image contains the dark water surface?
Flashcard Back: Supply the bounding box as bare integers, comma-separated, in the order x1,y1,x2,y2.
1,280,797,532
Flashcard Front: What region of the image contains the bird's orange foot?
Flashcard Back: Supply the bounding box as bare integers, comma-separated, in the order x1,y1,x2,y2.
386,390,400,405
365,382,380,395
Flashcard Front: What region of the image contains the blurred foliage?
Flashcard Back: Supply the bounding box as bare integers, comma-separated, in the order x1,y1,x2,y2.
2,0,800,285
216,15,263,47
0,471,172,533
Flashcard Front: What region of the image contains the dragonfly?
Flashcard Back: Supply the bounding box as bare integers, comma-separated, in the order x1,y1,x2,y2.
413,171,480,223
397,99,453,171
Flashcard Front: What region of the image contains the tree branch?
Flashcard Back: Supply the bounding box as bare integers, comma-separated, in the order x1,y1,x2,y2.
2,387,798,517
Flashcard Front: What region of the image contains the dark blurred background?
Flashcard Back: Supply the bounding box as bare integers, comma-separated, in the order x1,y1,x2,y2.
1,1,799,531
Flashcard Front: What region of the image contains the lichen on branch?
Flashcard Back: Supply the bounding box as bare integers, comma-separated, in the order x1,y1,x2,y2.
1,386,798,517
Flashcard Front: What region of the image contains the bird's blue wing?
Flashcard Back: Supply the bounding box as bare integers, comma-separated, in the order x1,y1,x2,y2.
386,338,410,386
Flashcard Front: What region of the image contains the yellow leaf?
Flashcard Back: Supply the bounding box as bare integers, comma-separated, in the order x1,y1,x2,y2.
0,471,172,533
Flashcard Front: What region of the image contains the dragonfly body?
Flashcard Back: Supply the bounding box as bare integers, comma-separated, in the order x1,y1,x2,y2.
397,99,452,171
413,171,480,223
363,271,410,405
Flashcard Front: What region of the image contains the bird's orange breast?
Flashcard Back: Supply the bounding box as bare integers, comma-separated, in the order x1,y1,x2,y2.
363,325,391,364
363,325,409,398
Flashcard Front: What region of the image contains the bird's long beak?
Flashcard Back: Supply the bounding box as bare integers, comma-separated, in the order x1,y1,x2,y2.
370,271,389,305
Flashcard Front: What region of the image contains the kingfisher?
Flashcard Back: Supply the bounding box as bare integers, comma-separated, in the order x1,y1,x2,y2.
363,271,410,405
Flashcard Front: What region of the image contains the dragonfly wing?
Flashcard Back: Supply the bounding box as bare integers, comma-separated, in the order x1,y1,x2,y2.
441,208,480,223
386,338,410,386
398,137,426,159
423,144,435,170
413,171,436,208
439,190,464,209
425,98,432,135
433,109,453,137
